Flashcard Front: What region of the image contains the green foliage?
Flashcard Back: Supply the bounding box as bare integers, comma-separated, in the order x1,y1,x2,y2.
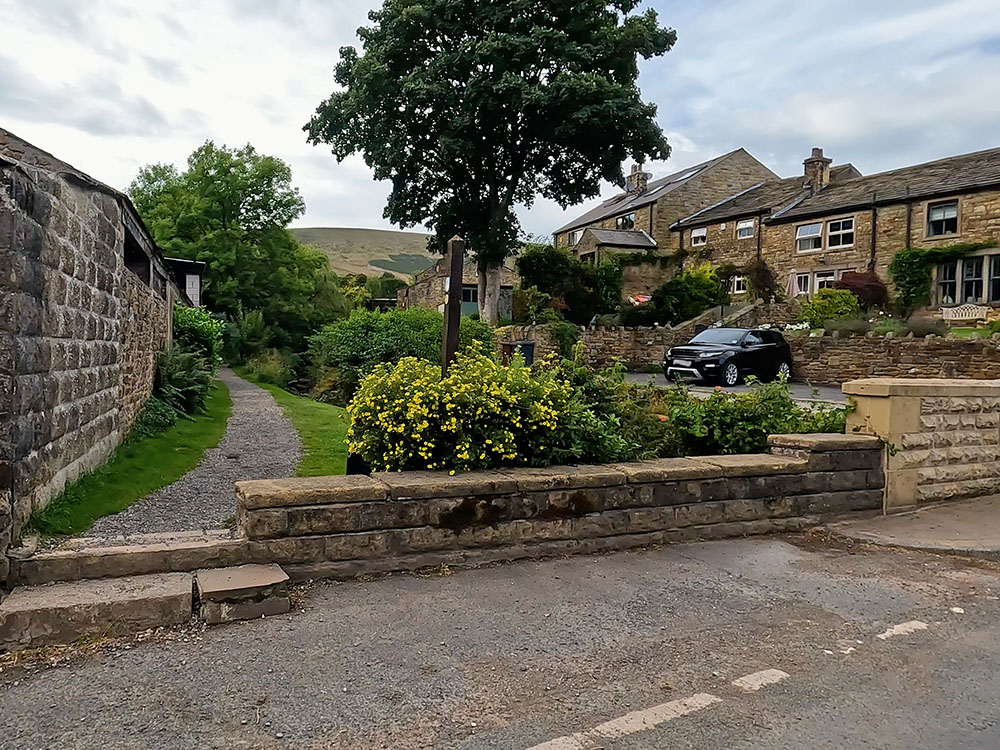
366,272,409,300
798,288,862,329
129,142,337,350
224,306,272,363
743,258,783,303
347,352,631,473
512,285,554,324
888,243,995,310
543,312,580,357
305,1,675,271
246,348,297,387
824,318,871,336
173,304,225,369
516,244,619,324
647,263,727,325
869,316,907,336
307,308,494,404
156,345,214,415
129,395,179,441
987,320,1000,335
905,315,947,337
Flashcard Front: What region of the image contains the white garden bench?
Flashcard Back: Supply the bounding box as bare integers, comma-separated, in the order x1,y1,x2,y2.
941,303,990,326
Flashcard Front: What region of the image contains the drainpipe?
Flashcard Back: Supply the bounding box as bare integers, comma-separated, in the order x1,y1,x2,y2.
756,213,764,262
869,192,878,272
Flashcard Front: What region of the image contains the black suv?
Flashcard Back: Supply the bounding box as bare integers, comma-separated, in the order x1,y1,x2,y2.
663,328,793,386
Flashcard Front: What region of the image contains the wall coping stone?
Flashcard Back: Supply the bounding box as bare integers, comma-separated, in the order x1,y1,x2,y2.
697,454,809,476
372,470,519,500
608,458,720,483
768,433,883,452
504,465,628,492
236,475,389,510
843,378,1000,397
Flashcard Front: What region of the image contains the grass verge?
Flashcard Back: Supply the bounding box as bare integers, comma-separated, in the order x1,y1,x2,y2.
235,368,349,477
31,380,232,536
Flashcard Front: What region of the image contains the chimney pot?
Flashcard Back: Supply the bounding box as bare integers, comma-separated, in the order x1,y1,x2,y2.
811,147,824,159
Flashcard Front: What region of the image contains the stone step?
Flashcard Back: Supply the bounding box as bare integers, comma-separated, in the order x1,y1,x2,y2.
0,572,193,652
195,564,290,624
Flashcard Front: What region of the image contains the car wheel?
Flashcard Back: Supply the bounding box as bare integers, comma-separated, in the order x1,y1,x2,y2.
776,360,792,381
721,361,740,387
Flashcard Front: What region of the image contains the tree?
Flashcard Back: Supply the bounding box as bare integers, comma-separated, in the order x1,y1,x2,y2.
305,0,676,323
129,142,336,349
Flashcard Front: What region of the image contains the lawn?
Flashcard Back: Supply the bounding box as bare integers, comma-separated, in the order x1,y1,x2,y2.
32,380,233,536
236,369,350,477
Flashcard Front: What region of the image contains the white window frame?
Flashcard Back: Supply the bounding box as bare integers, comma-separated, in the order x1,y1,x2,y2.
691,227,707,246
814,270,837,290
826,217,855,249
568,229,583,246
185,273,201,307
736,219,754,239
795,273,810,296
796,222,823,254
927,200,959,238
731,275,748,294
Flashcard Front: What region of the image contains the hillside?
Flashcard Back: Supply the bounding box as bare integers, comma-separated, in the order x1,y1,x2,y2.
292,227,438,279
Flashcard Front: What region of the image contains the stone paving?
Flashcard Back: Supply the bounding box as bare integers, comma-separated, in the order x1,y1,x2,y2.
86,369,301,539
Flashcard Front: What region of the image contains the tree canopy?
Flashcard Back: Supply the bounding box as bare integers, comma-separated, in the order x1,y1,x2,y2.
129,142,340,348
305,0,676,310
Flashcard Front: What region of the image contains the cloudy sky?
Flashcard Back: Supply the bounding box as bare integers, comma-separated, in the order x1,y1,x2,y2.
3,0,1000,239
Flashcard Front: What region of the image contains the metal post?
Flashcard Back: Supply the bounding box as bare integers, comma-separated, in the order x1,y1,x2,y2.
441,235,465,373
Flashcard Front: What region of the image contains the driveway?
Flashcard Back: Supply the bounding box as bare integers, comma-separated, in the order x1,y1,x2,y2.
3,535,999,749
624,372,845,404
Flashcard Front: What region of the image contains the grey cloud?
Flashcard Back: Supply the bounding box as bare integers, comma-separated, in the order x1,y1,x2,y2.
143,56,187,85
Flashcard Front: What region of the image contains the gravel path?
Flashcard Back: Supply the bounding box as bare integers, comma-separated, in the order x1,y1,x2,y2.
86,368,301,538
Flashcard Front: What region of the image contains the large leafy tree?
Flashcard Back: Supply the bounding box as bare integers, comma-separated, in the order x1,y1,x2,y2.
129,142,339,348
305,0,675,323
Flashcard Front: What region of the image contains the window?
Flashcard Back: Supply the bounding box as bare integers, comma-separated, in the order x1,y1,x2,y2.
461,285,479,303
579,252,597,266
796,273,810,296
743,331,764,346
827,218,854,248
731,275,747,294
568,229,583,246
938,262,957,305
991,256,1000,303
962,257,984,302
185,274,201,307
796,223,823,253
736,219,754,239
815,271,837,290
616,213,636,230
691,227,707,246
928,200,958,237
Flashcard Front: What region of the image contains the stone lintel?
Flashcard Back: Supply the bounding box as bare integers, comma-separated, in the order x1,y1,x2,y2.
237,475,389,509
843,378,1000,398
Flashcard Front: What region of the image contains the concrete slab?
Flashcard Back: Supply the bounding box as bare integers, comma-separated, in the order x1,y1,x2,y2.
195,564,290,625
0,572,193,652
828,495,1000,560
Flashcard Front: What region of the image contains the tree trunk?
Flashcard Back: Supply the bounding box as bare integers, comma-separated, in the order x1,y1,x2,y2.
479,261,501,325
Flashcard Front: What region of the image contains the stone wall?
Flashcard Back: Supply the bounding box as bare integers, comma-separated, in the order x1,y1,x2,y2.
1,134,171,576
231,433,884,580
789,335,1000,386
844,379,1000,510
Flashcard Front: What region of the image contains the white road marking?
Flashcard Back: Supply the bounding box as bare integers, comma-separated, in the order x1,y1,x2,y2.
731,669,790,692
876,620,928,640
526,693,722,749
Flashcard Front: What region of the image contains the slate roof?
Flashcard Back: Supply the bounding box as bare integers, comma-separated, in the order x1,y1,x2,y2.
554,149,765,234
774,147,1000,223
586,228,657,248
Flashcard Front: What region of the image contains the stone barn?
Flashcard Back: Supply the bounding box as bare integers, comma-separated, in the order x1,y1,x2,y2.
0,127,195,584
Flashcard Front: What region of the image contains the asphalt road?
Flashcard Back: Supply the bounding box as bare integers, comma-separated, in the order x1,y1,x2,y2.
624,373,845,404
3,535,999,749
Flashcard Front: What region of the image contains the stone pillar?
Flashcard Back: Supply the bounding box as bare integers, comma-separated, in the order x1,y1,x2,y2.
843,378,1000,512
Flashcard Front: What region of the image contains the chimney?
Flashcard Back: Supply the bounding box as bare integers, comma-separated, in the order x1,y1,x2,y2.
803,147,832,195
627,163,650,194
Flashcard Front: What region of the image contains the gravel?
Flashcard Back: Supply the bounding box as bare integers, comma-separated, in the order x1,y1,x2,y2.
85,368,301,538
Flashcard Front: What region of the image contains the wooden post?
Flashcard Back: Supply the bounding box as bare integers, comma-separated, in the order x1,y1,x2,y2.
441,235,465,373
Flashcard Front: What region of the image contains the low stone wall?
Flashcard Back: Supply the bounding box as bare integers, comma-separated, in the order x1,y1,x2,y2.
790,336,1000,386
845,378,1000,510
230,434,883,580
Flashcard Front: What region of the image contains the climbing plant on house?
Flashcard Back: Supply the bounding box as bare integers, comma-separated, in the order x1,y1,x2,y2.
888,242,995,311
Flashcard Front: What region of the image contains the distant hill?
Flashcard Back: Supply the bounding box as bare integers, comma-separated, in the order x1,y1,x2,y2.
292,227,438,279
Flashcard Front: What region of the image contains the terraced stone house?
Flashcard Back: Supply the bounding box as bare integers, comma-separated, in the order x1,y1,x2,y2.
673,146,1000,308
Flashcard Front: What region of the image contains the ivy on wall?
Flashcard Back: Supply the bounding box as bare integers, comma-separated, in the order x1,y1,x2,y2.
888,242,996,310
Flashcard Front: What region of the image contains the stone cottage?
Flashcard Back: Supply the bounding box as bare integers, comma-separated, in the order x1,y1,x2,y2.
673,146,1000,308
1,127,196,584
397,257,518,320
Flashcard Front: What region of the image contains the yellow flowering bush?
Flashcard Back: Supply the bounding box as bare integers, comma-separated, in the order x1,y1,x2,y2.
347,351,630,472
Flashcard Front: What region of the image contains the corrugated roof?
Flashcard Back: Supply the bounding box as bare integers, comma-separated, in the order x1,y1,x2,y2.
586,228,657,248
554,149,752,234
774,147,1000,222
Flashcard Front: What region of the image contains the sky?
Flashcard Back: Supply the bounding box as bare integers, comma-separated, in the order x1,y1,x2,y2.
3,0,1000,240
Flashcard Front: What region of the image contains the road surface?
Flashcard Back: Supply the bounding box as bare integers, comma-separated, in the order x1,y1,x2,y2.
624,373,845,404
2,534,998,749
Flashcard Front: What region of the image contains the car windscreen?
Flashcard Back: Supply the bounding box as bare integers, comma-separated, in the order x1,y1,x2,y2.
690,329,745,345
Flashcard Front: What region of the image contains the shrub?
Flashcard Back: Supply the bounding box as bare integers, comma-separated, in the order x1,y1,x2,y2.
347,352,630,472
307,308,494,404
798,288,862,329
647,263,727,325
156,345,213,414
987,320,1000,335
619,302,659,327
512,286,554,324
224,306,271,363
129,395,179,441
743,258,783,303
515,243,618,324
905,315,946,337
173,304,225,369
835,271,889,310
825,318,871,336
246,348,297,387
